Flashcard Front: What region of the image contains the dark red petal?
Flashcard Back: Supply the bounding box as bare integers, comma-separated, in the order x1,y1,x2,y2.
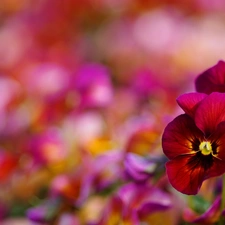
176,93,207,118
195,61,225,94
209,121,225,160
204,121,225,179
162,114,203,160
195,92,225,136
166,155,205,195
204,157,225,180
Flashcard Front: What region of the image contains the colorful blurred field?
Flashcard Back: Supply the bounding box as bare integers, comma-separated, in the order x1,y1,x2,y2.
0,0,225,224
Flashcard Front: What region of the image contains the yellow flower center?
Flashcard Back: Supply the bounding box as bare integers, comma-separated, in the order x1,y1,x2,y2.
199,141,212,155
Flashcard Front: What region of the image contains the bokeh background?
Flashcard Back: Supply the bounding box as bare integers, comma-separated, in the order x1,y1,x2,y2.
0,0,225,224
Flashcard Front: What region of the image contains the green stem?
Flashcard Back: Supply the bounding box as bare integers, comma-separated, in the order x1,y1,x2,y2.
219,175,225,225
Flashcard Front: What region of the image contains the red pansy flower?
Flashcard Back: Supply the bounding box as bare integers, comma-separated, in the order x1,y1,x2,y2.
162,92,225,195
195,60,225,94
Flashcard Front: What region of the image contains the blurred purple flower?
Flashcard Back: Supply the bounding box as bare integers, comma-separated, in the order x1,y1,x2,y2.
124,152,157,182
97,182,172,224
26,198,61,223
118,182,172,217
183,196,221,224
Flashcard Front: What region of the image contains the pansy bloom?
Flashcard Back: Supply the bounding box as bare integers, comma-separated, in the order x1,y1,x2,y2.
162,92,225,195
195,60,225,94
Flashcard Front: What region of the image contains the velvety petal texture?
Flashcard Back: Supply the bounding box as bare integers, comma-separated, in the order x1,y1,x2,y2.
209,121,225,160
162,114,203,160
195,60,225,94
195,92,225,136
166,155,206,195
176,93,207,118
204,122,225,179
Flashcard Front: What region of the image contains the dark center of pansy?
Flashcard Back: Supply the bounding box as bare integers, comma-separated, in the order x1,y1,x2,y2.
188,139,218,171
199,141,212,155
192,139,218,156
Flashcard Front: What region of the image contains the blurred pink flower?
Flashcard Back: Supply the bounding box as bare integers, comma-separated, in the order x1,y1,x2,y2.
74,63,113,109
22,63,71,100
26,128,68,166
97,182,172,224
58,213,80,225
91,150,124,191
50,153,93,206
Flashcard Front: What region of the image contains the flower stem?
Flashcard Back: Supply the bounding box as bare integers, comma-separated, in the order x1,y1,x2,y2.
219,175,225,224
